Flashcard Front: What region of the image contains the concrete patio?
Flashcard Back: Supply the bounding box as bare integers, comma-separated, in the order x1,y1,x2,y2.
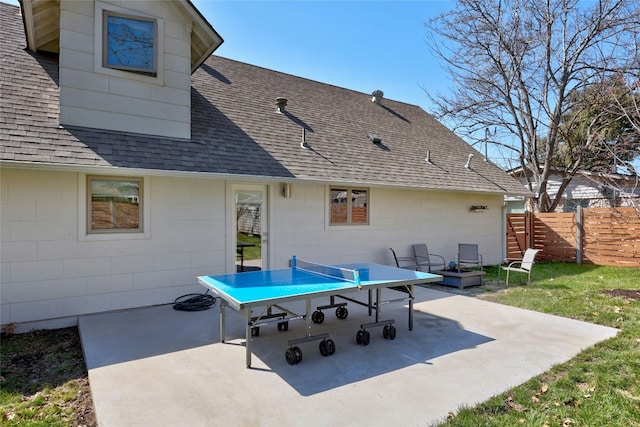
79,285,618,427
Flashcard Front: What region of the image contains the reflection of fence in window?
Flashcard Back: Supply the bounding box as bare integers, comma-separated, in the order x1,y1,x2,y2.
330,188,367,224
330,201,348,223
351,206,368,223
91,196,140,229
237,204,261,235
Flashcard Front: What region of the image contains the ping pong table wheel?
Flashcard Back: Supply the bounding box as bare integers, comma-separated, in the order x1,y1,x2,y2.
285,346,303,365
327,339,336,355
362,331,370,346
251,327,260,337
335,306,348,320
389,325,396,340
383,325,397,340
356,330,370,346
311,310,325,324
285,348,297,365
277,321,289,331
319,339,336,357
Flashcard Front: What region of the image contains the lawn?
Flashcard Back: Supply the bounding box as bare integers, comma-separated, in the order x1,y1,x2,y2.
0,328,95,426
437,262,640,427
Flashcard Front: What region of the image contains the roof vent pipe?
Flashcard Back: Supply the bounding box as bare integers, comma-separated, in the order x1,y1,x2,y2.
425,150,432,164
300,127,310,149
276,97,287,113
371,89,383,104
465,153,474,169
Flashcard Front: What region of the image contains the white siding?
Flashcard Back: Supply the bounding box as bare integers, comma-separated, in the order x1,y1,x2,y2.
1,168,225,327
268,184,504,270
1,167,504,328
58,0,192,138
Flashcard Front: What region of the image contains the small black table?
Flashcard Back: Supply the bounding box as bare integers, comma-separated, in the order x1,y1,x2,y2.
236,242,256,272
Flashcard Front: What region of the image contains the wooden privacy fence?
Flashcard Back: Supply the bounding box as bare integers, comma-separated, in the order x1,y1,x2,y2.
506,207,640,267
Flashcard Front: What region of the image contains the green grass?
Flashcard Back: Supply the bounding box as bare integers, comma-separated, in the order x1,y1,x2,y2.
237,232,262,260
437,262,640,427
0,328,94,426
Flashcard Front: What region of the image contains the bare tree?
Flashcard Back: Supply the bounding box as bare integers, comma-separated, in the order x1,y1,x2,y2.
425,0,640,212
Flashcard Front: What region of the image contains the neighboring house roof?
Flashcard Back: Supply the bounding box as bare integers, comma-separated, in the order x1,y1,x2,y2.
508,165,638,181
17,0,223,73
1,2,527,195
508,166,640,199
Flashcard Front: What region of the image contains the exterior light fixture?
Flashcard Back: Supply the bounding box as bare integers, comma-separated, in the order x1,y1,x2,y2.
470,205,489,212
282,183,292,198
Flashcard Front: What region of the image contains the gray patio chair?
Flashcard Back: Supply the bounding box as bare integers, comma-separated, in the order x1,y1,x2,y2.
412,243,445,272
389,248,418,270
499,248,540,286
457,243,483,271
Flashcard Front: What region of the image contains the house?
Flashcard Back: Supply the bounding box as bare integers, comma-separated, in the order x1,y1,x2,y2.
508,167,639,212
0,1,527,331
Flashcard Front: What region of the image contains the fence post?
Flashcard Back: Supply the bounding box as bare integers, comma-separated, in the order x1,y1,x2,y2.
526,211,533,250
576,206,582,264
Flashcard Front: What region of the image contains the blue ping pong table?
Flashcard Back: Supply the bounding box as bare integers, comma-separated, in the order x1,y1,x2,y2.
197,257,441,368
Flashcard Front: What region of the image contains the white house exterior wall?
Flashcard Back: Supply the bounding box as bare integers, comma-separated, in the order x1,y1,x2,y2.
1,167,503,329
1,168,225,328
269,185,504,272
58,0,192,138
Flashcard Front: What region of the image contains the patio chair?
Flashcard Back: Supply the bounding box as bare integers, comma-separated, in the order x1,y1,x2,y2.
457,243,483,271
499,248,540,286
389,248,418,270
412,244,445,272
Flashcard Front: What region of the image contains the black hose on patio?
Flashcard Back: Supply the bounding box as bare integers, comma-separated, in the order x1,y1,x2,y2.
172,291,217,311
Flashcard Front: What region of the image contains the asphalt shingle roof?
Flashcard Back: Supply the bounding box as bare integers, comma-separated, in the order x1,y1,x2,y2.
0,2,526,194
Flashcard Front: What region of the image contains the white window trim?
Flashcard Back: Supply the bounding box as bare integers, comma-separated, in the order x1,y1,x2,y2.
78,174,151,241
94,1,164,85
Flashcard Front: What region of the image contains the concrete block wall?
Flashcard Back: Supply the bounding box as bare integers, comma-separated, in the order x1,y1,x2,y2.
1,168,225,328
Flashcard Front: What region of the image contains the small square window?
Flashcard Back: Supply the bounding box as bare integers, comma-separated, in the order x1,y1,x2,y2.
103,11,157,75
330,187,369,225
88,176,143,233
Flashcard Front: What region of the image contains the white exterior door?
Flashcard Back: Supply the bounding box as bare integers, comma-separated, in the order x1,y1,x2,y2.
232,184,268,272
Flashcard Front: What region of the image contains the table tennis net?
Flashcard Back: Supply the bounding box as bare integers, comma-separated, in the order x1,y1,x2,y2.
293,258,361,285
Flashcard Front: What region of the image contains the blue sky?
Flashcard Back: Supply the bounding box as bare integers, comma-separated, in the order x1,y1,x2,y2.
193,1,454,113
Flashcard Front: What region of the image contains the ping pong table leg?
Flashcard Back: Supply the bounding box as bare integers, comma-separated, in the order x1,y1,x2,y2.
245,309,252,368
219,301,226,343
408,284,413,331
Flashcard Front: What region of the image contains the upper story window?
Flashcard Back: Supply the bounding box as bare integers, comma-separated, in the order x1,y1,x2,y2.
329,187,369,225
88,176,143,234
103,11,157,76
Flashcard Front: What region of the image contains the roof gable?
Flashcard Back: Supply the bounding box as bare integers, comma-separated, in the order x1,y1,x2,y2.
19,0,222,73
